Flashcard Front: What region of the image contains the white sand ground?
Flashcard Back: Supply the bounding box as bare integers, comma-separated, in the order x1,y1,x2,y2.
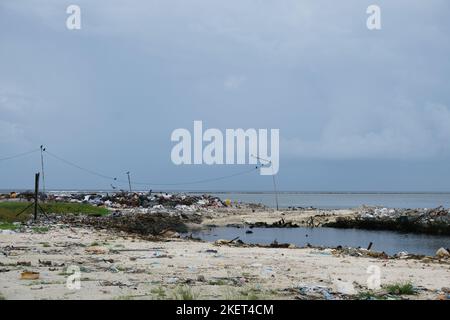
0,225,449,300
200,208,356,227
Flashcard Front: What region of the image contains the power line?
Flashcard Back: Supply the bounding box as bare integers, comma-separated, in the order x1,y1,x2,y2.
251,154,279,210
0,148,40,162
44,150,118,181
44,149,260,187
130,166,260,186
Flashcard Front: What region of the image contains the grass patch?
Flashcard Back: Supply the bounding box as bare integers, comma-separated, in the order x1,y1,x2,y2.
0,292,5,300
208,279,227,286
0,201,109,222
151,286,167,299
32,226,49,234
171,285,198,300
357,291,390,300
225,287,267,300
385,282,416,295
114,295,135,300
0,221,19,230
238,288,264,300
24,280,65,286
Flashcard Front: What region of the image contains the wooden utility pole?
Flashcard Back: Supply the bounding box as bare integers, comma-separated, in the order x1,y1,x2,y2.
34,172,40,220
40,145,46,193
16,173,47,221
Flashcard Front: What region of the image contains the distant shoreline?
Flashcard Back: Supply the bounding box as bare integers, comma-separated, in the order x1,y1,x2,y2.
2,189,450,195
2,190,450,210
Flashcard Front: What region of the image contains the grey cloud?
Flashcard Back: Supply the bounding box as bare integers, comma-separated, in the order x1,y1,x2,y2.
1,0,450,190
283,102,450,159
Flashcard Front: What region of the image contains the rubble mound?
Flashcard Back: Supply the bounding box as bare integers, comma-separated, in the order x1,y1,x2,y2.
325,206,450,235
54,211,199,236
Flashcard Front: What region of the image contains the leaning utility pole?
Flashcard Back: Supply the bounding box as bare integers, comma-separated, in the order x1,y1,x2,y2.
126,171,132,193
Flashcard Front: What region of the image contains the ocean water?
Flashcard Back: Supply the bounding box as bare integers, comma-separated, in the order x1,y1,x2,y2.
207,192,450,209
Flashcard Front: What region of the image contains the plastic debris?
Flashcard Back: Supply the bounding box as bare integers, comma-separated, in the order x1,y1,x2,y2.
436,247,449,258
20,271,40,280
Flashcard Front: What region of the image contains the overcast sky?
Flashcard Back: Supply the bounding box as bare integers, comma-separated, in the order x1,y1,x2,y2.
1,0,450,191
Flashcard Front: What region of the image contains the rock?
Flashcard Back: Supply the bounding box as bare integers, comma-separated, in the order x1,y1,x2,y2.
436,247,449,258
38,260,52,267
85,246,108,254
159,230,180,238
197,275,206,282
421,257,432,263
215,239,230,245
396,251,409,259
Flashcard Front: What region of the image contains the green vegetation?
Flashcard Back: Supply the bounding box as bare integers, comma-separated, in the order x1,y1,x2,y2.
237,288,265,300
171,285,198,300
151,286,167,299
225,287,267,300
208,279,227,286
0,221,19,230
357,291,391,300
32,226,49,233
385,282,416,295
0,292,5,300
114,295,135,300
0,201,109,223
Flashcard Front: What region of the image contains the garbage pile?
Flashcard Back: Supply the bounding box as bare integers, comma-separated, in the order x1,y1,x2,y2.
245,218,300,228
0,191,36,201
36,211,200,237
2,191,228,210
360,206,450,224
325,206,450,235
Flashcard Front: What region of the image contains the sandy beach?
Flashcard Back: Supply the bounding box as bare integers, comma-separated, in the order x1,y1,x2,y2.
1,217,449,300
199,208,356,228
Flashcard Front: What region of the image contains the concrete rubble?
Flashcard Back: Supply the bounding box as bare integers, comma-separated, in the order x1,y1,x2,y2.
0,191,229,210
325,206,450,235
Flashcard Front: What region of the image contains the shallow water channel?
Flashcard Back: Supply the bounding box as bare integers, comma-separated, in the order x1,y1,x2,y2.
188,226,450,256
